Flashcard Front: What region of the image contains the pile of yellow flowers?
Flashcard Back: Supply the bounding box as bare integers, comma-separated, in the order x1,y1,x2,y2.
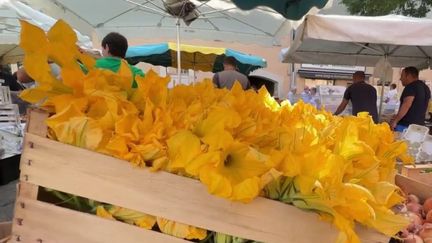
19,19,413,243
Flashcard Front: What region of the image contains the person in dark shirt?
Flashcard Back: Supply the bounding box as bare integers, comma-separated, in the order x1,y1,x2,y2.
334,71,378,123
0,68,31,115
0,70,24,91
391,66,431,132
213,56,251,90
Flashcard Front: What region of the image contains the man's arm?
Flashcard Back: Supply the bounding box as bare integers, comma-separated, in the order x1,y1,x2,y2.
334,99,349,115
245,77,251,90
390,96,415,129
334,87,351,115
212,73,219,88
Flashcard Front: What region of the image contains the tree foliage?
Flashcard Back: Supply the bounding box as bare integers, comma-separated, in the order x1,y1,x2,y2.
341,0,432,17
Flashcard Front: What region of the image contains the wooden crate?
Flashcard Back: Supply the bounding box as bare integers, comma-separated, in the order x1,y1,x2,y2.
400,164,432,186
396,173,432,202
9,109,389,243
0,222,11,243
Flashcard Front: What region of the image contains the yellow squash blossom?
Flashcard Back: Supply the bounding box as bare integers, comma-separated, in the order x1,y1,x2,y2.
96,205,156,229
166,130,202,172
156,217,207,240
19,19,413,243
189,142,270,202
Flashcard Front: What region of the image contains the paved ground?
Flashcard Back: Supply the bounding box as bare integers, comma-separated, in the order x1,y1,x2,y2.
0,180,17,222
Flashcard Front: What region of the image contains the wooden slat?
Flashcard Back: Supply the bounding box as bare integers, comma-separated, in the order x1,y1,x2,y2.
403,164,432,169
11,197,188,243
355,226,390,243
19,133,387,243
19,108,48,200
18,182,38,199
395,174,432,202
400,164,432,186
19,155,40,200
0,222,12,243
10,183,39,242
26,109,48,136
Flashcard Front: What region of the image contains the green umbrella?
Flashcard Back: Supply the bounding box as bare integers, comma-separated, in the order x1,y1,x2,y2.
226,0,329,20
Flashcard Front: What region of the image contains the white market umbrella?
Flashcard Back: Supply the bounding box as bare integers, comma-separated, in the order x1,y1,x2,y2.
24,0,292,83
26,0,291,45
280,14,432,119
0,0,93,64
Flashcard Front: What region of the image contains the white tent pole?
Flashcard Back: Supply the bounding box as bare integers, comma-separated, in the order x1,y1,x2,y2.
289,29,296,92
193,52,196,84
290,64,296,90
176,18,181,86
378,55,388,122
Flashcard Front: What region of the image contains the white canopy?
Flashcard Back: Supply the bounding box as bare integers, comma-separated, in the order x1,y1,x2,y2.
24,0,291,47
281,14,432,69
280,14,432,119
0,0,93,64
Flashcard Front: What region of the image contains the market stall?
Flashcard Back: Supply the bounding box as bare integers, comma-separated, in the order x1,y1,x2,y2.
25,0,296,80
281,14,432,119
126,42,267,76
5,1,432,243
4,18,430,243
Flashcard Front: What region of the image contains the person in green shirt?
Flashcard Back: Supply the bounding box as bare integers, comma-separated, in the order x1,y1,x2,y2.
97,32,144,88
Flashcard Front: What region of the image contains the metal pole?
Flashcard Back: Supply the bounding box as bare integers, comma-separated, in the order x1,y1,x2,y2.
176,18,182,86
290,29,296,96
378,55,388,122
193,52,196,84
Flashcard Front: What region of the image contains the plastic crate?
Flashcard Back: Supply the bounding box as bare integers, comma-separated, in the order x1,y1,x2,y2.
0,86,12,105
401,124,429,161
416,134,432,162
0,104,22,136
